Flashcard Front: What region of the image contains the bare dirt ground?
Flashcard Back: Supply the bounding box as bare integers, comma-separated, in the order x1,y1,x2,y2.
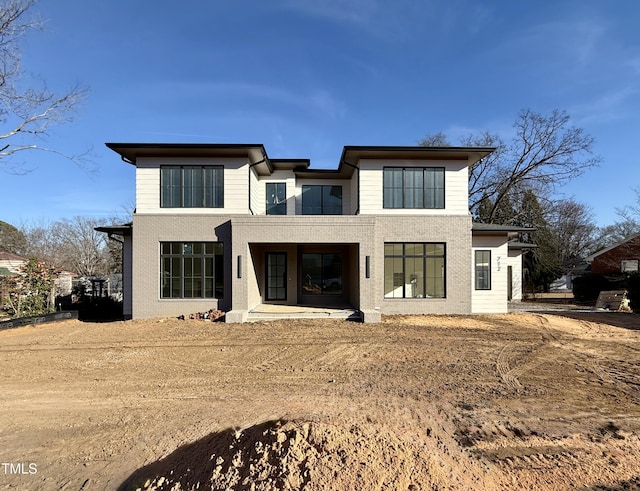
1,311,640,490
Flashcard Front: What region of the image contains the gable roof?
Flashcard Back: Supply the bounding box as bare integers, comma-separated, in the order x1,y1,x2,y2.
585,232,640,262
0,251,27,261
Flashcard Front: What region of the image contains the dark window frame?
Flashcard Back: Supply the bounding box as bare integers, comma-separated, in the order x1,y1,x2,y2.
475,250,491,290
160,242,224,299
301,185,343,215
383,242,446,299
383,167,445,209
301,252,343,295
160,165,224,208
266,182,287,215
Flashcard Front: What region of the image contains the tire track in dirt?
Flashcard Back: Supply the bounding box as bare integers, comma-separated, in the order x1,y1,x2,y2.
486,446,580,470
496,342,546,390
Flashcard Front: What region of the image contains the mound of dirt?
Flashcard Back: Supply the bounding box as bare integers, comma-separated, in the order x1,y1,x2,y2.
120,419,498,491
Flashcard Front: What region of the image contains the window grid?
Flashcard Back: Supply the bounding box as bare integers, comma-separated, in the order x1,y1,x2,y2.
160,242,223,299
383,167,445,209
160,166,224,208
384,243,446,298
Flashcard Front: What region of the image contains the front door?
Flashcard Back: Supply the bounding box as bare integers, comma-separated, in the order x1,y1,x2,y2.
265,252,287,301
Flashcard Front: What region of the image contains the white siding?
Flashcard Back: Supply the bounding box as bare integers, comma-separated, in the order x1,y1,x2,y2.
358,159,469,215
249,167,260,214
295,178,351,215
471,236,509,313
506,249,524,301
135,157,250,214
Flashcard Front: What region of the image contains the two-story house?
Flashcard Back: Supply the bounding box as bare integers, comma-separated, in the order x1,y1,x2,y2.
100,143,531,322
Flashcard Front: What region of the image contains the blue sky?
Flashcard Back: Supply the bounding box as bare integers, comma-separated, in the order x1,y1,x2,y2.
1,0,639,227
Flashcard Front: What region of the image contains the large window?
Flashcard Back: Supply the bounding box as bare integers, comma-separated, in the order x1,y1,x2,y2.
266,182,287,215
301,253,343,295
161,242,224,299
302,185,342,215
475,250,491,290
384,243,445,298
161,166,224,208
383,167,444,209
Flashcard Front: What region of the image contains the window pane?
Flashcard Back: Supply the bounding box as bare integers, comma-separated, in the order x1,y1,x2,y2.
203,167,223,208
160,242,223,299
383,168,403,208
266,182,287,215
426,243,445,256
161,166,181,207
426,257,445,298
384,243,403,256
323,186,342,215
323,253,342,294
425,168,445,209
405,169,423,209
302,186,322,215
405,256,424,298
405,243,423,256
302,253,322,294
183,167,202,207
475,250,490,290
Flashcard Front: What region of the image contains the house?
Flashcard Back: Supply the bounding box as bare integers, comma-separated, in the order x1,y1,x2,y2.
0,251,27,274
0,252,76,298
100,143,532,322
586,233,640,274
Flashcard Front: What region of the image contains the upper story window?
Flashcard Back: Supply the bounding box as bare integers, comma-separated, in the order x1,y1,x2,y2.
302,185,342,215
383,167,445,209
161,166,224,208
266,182,287,215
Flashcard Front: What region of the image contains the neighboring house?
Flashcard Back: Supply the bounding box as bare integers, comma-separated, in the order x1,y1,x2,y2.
0,251,27,273
0,252,76,298
586,233,640,274
100,143,533,322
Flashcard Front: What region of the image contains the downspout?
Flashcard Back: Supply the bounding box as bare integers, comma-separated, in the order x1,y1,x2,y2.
340,159,359,215
248,156,267,215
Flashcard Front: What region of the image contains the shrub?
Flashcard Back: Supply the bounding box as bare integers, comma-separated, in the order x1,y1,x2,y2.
572,273,610,302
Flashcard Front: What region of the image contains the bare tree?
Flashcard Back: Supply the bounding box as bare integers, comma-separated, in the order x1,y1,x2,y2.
0,0,88,172
49,217,109,277
548,199,597,269
420,109,600,223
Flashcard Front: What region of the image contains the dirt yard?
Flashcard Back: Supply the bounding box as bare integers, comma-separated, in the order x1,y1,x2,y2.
1,311,640,490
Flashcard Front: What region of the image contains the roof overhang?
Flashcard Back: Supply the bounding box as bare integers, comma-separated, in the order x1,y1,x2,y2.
341,146,495,167
95,223,132,238
508,241,538,250
105,143,271,174
472,222,535,240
